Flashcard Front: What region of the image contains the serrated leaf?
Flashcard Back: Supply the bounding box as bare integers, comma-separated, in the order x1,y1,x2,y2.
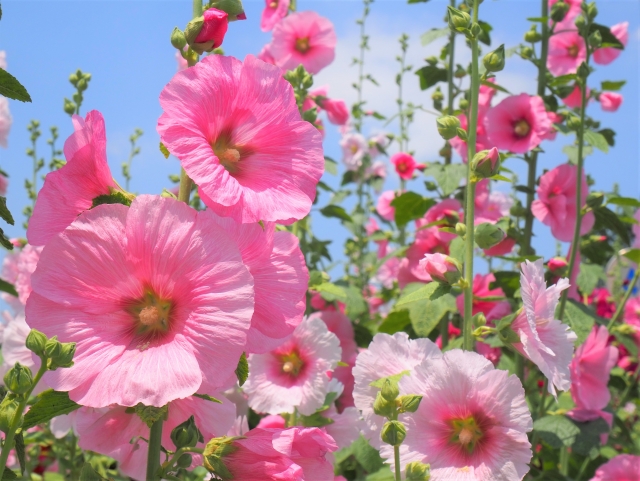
533,415,580,448
14,432,24,475
193,393,223,403
159,142,170,159
572,418,610,456
576,263,604,296
593,206,631,245
423,163,466,196
0,279,17,298
343,285,367,318
22,390,81,430
396,282,450,307
0,69,32,102
235,352,248,386
601,80,626,91
421,27,448,46
320,205,352,223
378,309,411,334
324,156,338,175
391,192,433,228
415,65,447,90
351,436,384,473
607,196,640,208
561,299,599,345
583,130,609,153
0,197,14,226
563,144,593,164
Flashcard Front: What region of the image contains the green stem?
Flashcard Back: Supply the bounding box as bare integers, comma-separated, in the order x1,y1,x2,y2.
159,446,204,477
440,314,449,349
394,445,402,481
514,354,525,384
530,378,548,453
607,268,640,330
145,419,164,481
444,0,456,165
462,0,480,352
574,456,590,481
559,446,569,476
0,362,48,480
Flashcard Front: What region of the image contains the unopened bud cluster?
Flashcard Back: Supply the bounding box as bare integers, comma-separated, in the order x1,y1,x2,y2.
64,70,92,116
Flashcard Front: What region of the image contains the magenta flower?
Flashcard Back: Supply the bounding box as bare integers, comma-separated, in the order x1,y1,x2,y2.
382,350,532,480
320,97,349,125
590,455,640,481
547,29,586,76
27,111,118,246
512,259,577,396
600,92,623,112
376,190,398,221
0,97,11,148
75,395,235,481
243,316,341,415
194,8,229,50
419,253,461,285
483,236,516,257
270,11,337,74
593,22,628,65
562,84,590,108
485,94,552,154
391,152,425,180
260,0,290,32
531,163,595,242
26,195,254,407
158,54,324,225
449,112,491,161
456,273,505,317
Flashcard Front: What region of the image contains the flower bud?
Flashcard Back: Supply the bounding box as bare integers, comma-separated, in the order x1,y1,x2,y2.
470,147,501,179
455,222,467,237
547,256,569,277
0,395,22,433
208,0,246,21
397,395,423,414
171,27,187,50
458,98,469,110
406,461,431,481
44,336,62,360
588,30,602,49
177,453,193,468
381,378,399,402
373,391,397,419
520,46,534,59
3,363,33,395
185,8,229,55
454,65,467,78
586,2,597,20
25,329,48,358
482,44,505,73
470,22,482,38
63,99,76,115
49,342,76,370
447,6,471,31
574,15,586,30
431,87,444,102
426,56,438,66
566,114,582,130
473,312,487,327
550,1,569,22
474,223,506,249
381,421,406,446
524,27,541,43
419,253,462,285
436,116,461,140
171,415,202,449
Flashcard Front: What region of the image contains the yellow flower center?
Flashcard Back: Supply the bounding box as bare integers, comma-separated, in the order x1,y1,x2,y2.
128,290,172,337
514,119,530,138
279,350,305,377
567,44,579,58
212,137,243,173
269,0,278,7
295,37,311,54
449,416,484,454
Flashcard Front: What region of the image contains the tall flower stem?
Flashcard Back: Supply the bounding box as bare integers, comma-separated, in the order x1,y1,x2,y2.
444,0,456,165
146,418,165,481
462,0,481,352
522,0,549,255
607,268,640,330
396,34,409,246
394,445,402,481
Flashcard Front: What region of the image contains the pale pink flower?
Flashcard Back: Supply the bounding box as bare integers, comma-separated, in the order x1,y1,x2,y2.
512,259,577,396
194,8,229,49
26,195,254,407
206,213,307,354
324,405,362,450
474,179,512,225
244,316,341,415
531,163,595,242
547,29,587,76
366,160,387,182
76,395,235,481
590,455,640,481
0,244,42,308
0,51,6,70
376,190,398,221
456,273,505,317
261,0,290,32
366,217,380,236
211,427,337,481
600,92,623,112
27,111,118,246
368,132,390,159
340,132,367,170
270,11,336,74
562,84,590,108
158,54,323,225
175,50,188,71
382,350,532,480
257,44,277,65
353,332,441,447
419,253,461,285
377,256,401,289
593,22,628,65
391,152,425,180
0,97,12,148
0,174,7,196
1,313,44,394
485,94,552,154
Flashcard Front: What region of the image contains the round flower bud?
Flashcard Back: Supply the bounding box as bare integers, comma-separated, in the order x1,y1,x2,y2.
520,46,534,59
381,421,406,447
471,147,501,179
474,222,506,249
373,391,397,419
3,363,33,395
436,115,461,140
447,6,471,31
483,44,505,73
171,27,187,50
588,30,602,49
524,27,541,43
25,329,48,358
381,378,399,402
171,415,201,449
550,1,570,22
397,395,423,414
49,342,76,370
547,257,569,277
455,222,467,237
177,453,193,469
419,253,462,285
406,461,431,481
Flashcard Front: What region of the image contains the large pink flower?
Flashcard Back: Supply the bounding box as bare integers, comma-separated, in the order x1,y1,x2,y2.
0,97,11,148
474,179,512,225
512,259,577,396
26,195,254,407
531,163,595,242
376,190,398,221
353,332,441,447
76,395,235,481
270,11,336,74
27,111,118,246
158,54,324,224
382,350,532,480
261,0,290,32
0,243,41,309
590,455,640,481
485,94,552,154
243,316,341,415
593,22,628,65
449,112,491,161
547,29,587,76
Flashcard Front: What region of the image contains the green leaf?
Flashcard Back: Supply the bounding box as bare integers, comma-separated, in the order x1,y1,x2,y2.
135,403,168,428
0,279,17,298
561,299,599,345
480,79,510,94
351,436,385,473
420,27,448,46
593,206,631,245
370,371,410,389
583,130,609,153
314,282,348,302
423,163,466,196
22,390,81,430
0,197,14,226
0,69,32,102
589,23,624,49
490,271,520,298
235,352,249,386
621,248,640,265
14,432,24,475
1,470,17,480
607,196,640,208
320,205,352,223
390,192,432,228
79,463,107,481
533,415,580,448
563,144,593,164
415,65,447,90
397,282,456,337
0,230,13,251
449,236,465,264
601,80,626,91
477,20,493,45
324,156,338,175
396,282,450,306
159,142,170,159
598,128,615,147
378,310,411,334
572,418,610,456
193,393,223,403
343,285,368,318
366,467,395,481
576,263,604,296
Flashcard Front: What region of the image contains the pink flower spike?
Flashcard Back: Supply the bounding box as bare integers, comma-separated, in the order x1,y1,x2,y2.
260,0,290,32
485,94,552,154
381,349,532,480
512,259,577,397
600,92,623,112
158,54,324,224
26,195,254,407
593,22,628,65
194,8,229,49
418,253,461,285
391,152,424,180
27,111,118,246
590,454,640,481
547,29,587,76
270,11,337,74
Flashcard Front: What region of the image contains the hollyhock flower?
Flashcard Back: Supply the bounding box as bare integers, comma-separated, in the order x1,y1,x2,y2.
193,8,229,51
485,94,552,154
0,244,42,308
593,22,628,65
261,0,290,32
419,198,463,243
205,213,307,353
366,161,387,185
377,255,401,289
588,288,616,319
76,395,235,481
382,350,532,480
548,0,582,22
257,44,277,65
562,84,590,108
0,97,12,148
543,111,564,141
26,195,254,407
398,228,452,288
511,259,577,396
205,427,337,481
376,190,398,222
590,454,640,481
600,92,623,112
531,163,595,242
324,404,362,450
456,273,505,317
483,237,516,257
1,314,44,394
0,51,6,70
302,86,327,112
0,174,7,196
353,332,441,447
243,316,341,415
449,113,491,161
368,132,391,159
419,253,461,285
478,79,496,111
269,11,337,74
317,97,349,126
158,54,323,225
257,414,286,429
27,111,119,246
624,297,640,330
340,132,367,170
391,152,425,180
366,217,380,236
474,180,512,225
547,29,587,76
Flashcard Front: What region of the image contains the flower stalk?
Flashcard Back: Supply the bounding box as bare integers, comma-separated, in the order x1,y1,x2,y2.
445,0,456,165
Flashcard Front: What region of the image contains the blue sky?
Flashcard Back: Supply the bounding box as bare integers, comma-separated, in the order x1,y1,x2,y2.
0,0,638,275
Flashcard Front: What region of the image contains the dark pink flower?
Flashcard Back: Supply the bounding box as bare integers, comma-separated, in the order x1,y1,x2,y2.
562,84,590,108
588,288,616,319
456,273,505,316
600,92,623,112
318,97,349,125
475,180,512,225
261,0,290,32
483,236,516,257
390,152,424,180
590,454,640,481
547,29,586,76
194,8,229,49
376,190,398,221
593,22,628,65
450,112,491,161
